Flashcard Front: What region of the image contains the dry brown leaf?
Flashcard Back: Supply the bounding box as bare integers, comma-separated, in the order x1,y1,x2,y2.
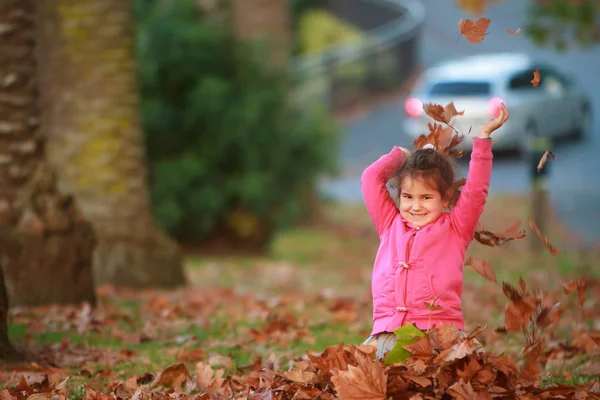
423,102,464,125
447,378,477,400
507,27,521,34
531,68,541,87
537,150,555,173
458,17,491,44
177,347,206,362
528,219,559,255
307,343,350,373
151,363,190,389
282,370,317,384
474,220,526,247
330,350,387,400
466,256,497,283
195,362,225,393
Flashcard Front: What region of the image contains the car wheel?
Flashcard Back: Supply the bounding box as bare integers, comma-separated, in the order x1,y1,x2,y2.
573,105,592,140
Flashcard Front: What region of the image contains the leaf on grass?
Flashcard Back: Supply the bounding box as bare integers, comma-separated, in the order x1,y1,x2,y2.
531,68,541,87
466,256,497,283
507,27,521,34
537,150,555,173
458,17,491,44
152,363,190,389
384,324,426,365
528,219,559,254
474,220,527,247
330,350,387,400
195,362,225,393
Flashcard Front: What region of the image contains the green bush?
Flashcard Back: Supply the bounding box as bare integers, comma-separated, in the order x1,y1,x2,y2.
135,0,340,242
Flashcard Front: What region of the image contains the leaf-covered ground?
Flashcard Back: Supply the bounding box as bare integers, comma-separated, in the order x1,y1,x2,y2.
1,197,599,399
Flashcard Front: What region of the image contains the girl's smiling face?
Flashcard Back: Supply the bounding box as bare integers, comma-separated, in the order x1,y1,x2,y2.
399,176,450,227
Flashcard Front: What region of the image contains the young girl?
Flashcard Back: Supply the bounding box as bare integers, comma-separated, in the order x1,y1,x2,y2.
361,104,510,359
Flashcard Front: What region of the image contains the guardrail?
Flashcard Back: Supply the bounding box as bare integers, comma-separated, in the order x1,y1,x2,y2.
291,0,426,111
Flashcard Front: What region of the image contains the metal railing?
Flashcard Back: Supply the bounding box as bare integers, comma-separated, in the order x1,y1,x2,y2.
291,0,426,110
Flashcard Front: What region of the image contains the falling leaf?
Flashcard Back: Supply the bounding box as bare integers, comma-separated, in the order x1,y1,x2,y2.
466,256,497,283
531,68,541,87
458,17,491,44
423,102,464,125
528,219,559,254
475,220,527,247
537,150,555,173
330,350,387,400
507,27,521,34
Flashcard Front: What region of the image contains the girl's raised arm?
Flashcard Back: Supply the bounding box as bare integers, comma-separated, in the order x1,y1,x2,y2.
361,147,408,237
451,104,509,241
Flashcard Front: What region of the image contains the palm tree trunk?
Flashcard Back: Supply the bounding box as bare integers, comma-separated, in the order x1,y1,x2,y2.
34,0,186,288
0,0,96,359
230,0,290,67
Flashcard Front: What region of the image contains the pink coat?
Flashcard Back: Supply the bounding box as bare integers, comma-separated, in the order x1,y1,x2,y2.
361,138,492,335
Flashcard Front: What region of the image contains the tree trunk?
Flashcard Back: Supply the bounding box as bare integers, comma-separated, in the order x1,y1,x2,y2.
34,0,186,288
0,0,97,358
230,0,290,67
0,266,19,360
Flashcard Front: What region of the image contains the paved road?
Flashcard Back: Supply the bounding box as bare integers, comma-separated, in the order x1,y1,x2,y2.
321,0,600,244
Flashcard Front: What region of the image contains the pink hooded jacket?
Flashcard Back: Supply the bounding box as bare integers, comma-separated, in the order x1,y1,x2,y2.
361,138,492,335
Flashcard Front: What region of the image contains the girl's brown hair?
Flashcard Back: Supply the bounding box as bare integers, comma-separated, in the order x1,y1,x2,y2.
392,149,456,201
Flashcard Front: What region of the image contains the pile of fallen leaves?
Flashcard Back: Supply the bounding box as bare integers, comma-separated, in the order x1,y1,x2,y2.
1,275,598,400
1,325,598,400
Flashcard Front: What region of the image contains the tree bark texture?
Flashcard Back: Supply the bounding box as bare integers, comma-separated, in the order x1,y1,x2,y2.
0,0,97,358
34,0,186,288
230,0,290,67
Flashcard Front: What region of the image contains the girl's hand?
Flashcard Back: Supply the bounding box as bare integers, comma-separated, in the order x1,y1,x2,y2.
480,103,510,138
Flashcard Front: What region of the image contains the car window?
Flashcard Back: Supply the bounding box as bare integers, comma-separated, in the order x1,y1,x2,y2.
508,67,571,92
508,71,537,91
427,82,491,96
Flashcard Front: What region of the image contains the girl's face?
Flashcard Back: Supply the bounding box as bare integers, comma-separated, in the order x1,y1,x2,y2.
399,176,449,227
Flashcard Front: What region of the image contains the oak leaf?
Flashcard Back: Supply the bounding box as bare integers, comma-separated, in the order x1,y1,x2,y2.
330,350,387,400
458,17,491,44
531,68,541,87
